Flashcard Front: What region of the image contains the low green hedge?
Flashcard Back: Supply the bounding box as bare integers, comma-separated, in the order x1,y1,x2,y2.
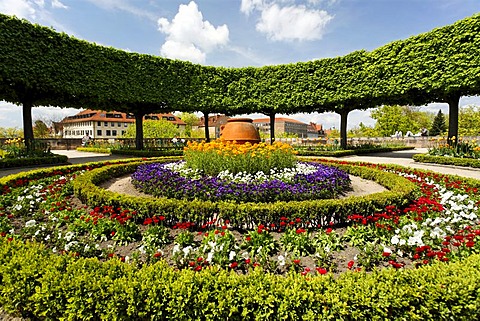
296,146,414,157
413,154,480,168
72,159,418,227
0,153,68,169
1,237,479,320
76,147,111,153
111,149,183,157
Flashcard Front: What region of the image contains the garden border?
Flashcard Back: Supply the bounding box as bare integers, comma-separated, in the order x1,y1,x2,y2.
413,153,480,168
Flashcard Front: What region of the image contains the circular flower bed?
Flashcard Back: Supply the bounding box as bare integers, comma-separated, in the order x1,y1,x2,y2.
131,161,352,202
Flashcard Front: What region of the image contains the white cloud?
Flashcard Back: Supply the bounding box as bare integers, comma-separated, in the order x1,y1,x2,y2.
51,0,67,9
0,0,37,19
240,0,333,42
257,4,332,41
158,1,229,64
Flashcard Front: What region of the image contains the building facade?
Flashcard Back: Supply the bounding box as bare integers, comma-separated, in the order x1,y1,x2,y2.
252,117,309,138
61,110,186,139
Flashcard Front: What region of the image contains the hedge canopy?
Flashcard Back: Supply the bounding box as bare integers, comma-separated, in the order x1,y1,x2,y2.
0,13,479,143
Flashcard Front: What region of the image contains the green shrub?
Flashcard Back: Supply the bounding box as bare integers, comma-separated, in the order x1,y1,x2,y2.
413,154,480,168
77,147,111,154
0,154,68,169
1,238,480,320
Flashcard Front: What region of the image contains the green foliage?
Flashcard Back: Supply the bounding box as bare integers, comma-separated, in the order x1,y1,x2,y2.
459,105,480,136
178,112,199,137
0,127,23,138
33,120,49,138
371,105,434,137
2,238,480,319
122,119,180,139
76,147,111,153
295,145,413,157
414,153,480,168
430,110,447,136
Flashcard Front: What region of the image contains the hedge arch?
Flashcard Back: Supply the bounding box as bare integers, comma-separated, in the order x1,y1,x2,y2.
0,13,480,148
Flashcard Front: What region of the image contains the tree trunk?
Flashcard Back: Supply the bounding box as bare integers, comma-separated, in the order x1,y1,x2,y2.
203,112,210,142
134,112,145,150
446,94,460,145
22,100,34,152
269,112,275,144
339,109,349,150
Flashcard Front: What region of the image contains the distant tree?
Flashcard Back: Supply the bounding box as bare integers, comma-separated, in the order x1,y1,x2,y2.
178,112,200,137
348,122,379,138
458,105,480,136
33,120,50,138
371,105,433,137
0,127,23,138
429,110,447,136
122,119,180,138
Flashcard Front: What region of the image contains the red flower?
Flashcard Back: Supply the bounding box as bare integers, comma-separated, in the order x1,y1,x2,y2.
229,262,238,269
110,231,116,237
466,241,475,248
382,252,391,257
316,267,327,275
153,252,162,258
347,260,354,269
293,259,301,265
325,228,333,234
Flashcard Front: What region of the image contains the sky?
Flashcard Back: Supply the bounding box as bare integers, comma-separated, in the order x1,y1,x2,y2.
0,0,480,130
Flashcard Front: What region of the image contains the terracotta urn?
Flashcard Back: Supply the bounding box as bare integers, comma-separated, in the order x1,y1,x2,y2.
220,118,261,144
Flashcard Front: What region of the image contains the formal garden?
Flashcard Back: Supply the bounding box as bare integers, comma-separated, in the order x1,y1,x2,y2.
1,11,480,320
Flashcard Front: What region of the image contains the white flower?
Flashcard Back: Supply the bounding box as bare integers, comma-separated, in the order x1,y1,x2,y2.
25,220,36,227
229,250,236,261
391,235,400,245
64,231,75,242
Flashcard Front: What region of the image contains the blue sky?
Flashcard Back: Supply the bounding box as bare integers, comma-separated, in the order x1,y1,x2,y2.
0,0,479,130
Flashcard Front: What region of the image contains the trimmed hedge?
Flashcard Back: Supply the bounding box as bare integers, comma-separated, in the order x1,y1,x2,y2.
72,160,418,228
0,153,68,169
296,146,414,157
111,149,183,157
1,238,480,320
76,147,111,154
413,153,480,168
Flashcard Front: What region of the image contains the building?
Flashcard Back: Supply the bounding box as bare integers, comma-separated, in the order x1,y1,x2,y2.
306,122,326,138
252,117,308,138
61,109,186,139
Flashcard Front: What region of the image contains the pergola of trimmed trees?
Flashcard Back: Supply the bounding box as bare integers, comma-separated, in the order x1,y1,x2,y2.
0,13,479,149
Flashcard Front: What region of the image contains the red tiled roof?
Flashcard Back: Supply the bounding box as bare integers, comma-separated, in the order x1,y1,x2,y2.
61,110,185,125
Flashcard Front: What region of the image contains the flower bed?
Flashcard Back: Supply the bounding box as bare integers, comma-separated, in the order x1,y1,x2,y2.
131,161,351,202
1,159,480,319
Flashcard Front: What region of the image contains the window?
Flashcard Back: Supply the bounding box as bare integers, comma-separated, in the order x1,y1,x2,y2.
97,130,102,136
111,122,115,127
104,122,108,126
121,131,125,136
112,130,117,136
97,121,101,126
106,130,111,136
118,123,121,127
124,123,128,127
